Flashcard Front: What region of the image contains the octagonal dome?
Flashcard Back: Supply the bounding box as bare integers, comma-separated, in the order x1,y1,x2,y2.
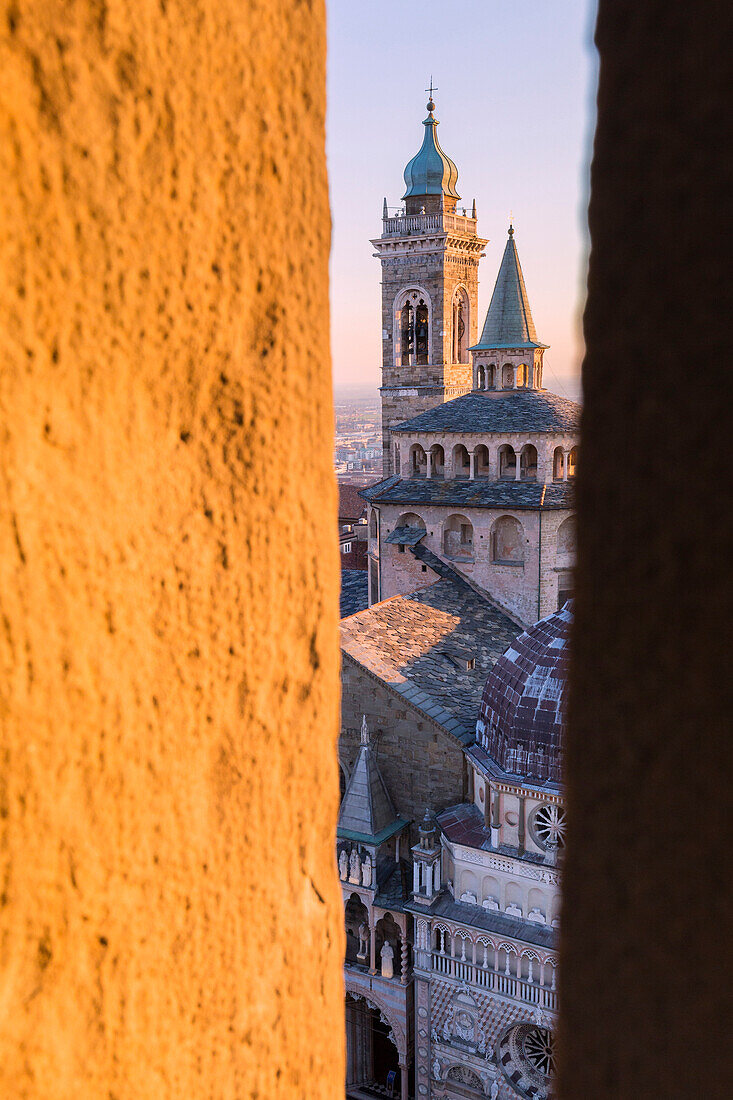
475,602,572,782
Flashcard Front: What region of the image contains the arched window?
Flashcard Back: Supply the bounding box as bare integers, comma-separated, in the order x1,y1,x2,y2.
394,288,431,366
410,443,427,477
520,444,538,480
476,363,486,390
517,363,528,387
491,515,525,563
568,446,578,477
451,287,469,363
430,443,445,478
393,442,400,474
396,511,426,532
498,444,517,479
369,510,377,539
487,364,496,388
474,444,490,478
452,444,470,478
502,363,514,388
557,515,576,557
553,447,565,480
443,514,474,559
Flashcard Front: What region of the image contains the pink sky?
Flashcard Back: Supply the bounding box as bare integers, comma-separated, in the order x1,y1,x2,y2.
327,0,598,403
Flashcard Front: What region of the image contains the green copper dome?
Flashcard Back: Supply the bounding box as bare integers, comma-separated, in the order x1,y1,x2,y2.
402,99,460,201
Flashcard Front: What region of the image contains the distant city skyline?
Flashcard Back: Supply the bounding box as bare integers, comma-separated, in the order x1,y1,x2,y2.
327,0,597,402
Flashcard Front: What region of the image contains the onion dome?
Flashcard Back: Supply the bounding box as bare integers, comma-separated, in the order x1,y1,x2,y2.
402,98,460,200
475,602,572,782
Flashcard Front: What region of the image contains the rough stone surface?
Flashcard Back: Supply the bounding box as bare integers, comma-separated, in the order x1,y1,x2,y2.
0,2,343,1097
560,1,732,1097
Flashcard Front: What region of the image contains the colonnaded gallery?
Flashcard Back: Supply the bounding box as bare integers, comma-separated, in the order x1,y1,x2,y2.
338,95,579,1100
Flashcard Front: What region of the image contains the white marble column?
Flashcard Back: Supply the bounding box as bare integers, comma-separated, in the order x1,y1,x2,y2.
369,917,377,975
425,861,433,897
413,861,420,894
563,449,571,481
515,450,522,480
426,450,433,479
469,450,476,479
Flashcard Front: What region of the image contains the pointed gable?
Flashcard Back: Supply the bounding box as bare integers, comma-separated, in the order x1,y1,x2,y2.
338,717,401,841
472,226,544,350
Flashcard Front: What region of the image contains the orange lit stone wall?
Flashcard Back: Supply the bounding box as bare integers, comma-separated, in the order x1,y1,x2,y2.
0,2,343,1097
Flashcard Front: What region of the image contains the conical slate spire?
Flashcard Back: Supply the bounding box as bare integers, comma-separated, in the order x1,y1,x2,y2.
471,225,545,350
338,716,400,839
402,97,460,200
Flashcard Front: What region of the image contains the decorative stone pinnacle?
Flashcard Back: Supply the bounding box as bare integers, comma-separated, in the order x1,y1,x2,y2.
360,714,370,745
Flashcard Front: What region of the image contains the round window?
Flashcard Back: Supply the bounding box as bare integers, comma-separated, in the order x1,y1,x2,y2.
529,803,566,850
497,1022,556,1099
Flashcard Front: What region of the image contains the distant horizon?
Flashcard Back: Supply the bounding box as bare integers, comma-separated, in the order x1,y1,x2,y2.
327,0,596,403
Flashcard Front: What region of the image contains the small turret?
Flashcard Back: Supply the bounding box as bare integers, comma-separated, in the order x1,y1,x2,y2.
411,808,441,905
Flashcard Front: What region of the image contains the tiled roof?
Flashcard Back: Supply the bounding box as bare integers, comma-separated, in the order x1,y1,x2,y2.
338,720,403,841
471,227,544,350
339,482,372,522
406,889,556,950
340,570,369,618
391,389,580,434
383,525,427,546
476,602,572,783
341,569,519,745
361,477,575,511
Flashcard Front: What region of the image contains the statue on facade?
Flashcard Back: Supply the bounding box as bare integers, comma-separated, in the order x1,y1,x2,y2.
442,1016,452,1041
338,849,348,880
349,847,361,884
490,1080,500,1099
357,922,368,960
380,940,394,979
361,854,372,887
477,1028,487,1056
533,1004,548,1028
432,1056,442,1081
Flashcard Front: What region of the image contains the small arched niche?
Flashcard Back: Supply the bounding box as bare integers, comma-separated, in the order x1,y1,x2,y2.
430,443,445,478
498,444,517,479
491,515,525,564
443,514,474,560
520,444,538,480
409,442,427,477
451,286,469,363
452,443,470,479
474,444,490,478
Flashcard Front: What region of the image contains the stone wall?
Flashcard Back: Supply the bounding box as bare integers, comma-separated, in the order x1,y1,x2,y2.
340,656,468,839
372,505,574,623
0,2,343,1097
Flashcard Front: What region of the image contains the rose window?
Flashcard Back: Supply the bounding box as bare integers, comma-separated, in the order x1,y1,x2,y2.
529,803,566,850
523,1026,555,1076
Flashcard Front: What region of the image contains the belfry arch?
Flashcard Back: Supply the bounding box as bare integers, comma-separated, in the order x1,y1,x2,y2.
393,286,432,366
344,982,409,1098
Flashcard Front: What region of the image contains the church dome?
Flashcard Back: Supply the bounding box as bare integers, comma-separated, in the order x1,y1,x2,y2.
475,602,572,782
402,100,460,200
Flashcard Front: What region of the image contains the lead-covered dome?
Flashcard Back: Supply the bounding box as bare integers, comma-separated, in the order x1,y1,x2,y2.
402,100,460,200
475,602,572,782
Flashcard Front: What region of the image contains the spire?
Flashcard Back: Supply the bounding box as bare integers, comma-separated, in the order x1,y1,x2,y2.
471,224,545,350
402,93,460,201
338,717,400,840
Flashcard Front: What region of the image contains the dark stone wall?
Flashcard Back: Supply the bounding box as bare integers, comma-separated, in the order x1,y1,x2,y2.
560,1,732,1096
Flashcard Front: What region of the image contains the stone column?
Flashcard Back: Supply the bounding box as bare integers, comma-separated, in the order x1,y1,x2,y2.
400,1060,409,1100
491,789,501,848
515,450,522,480
426,450,433,479
518,795,526,855
425,861,433,897
369,917,377,975
400,932,409,984
469,450,476,479
513,365,518,388
413,861,420,894
563,449,571,481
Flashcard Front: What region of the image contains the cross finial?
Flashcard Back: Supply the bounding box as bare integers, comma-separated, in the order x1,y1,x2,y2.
508,211,514,237
425,77,437,113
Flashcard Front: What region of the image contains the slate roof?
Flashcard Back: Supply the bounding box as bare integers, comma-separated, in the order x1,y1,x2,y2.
476,601,572,783
391,389,580,435
340,569,369,618
384,525,427,546
405,888,555,950
471,226,544,350
361,476,574,511
338,720,405,842
340,567,519,746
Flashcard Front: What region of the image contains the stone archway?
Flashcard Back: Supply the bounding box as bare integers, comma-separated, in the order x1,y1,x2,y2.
344,981,408,1098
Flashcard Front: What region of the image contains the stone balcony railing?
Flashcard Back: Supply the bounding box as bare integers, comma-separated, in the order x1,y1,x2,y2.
382,211,478,238
416,949,557,1011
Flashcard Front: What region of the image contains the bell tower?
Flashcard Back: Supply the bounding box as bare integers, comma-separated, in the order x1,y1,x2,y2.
372,93,488,476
